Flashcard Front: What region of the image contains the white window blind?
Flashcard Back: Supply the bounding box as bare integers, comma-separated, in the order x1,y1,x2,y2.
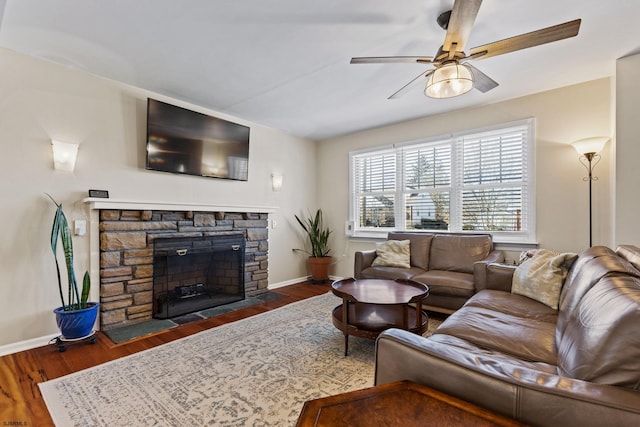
349,119,535,243
457,125,528,233
352,149,396,228
402,141,451,231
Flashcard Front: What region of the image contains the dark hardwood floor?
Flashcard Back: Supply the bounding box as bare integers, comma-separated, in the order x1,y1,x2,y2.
0,281,331,426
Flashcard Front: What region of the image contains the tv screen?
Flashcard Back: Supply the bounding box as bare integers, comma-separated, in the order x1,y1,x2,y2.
146,98,250,181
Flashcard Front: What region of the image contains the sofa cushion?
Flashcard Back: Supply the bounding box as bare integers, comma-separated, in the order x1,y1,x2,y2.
372,239,411,268
359,266,425,281
434,303,557,365
388,232,433,270
428,234,492,274
511,249,578,310
616,245,640,271
465,289,559,324
412,270,475,298
557,275,640,388
426,333,559,376
560,246,613,305
556,247,640,345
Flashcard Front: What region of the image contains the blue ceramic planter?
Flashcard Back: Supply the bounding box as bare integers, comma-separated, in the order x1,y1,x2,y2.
54,302,99,339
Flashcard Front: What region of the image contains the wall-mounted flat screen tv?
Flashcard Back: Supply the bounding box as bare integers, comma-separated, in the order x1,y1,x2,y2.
146,98,250,181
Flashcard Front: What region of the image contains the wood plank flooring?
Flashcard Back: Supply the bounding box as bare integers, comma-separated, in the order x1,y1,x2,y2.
0,282,331,426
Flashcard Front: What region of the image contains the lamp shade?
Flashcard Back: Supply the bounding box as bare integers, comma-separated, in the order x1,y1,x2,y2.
571,137,608,155
425,63,473,99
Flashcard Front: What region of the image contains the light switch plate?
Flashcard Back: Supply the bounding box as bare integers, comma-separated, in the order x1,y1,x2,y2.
74,220,86,236
344,220,354,236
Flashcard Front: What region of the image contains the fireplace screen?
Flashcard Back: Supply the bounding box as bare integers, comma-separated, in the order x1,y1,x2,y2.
152,234,246,319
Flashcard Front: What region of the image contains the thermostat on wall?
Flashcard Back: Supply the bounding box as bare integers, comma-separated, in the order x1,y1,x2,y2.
88,189,109,198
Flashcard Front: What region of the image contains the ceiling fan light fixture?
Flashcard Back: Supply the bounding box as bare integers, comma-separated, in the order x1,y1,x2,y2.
425,63,473,99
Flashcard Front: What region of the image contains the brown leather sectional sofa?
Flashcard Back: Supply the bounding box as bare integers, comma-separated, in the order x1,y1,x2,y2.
354,232,504,313
375,245,640,426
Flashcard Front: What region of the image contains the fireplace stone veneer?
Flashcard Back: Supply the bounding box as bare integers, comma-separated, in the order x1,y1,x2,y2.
99,210,268,330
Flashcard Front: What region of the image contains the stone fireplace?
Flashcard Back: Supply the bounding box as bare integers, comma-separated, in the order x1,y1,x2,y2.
92,203,271,330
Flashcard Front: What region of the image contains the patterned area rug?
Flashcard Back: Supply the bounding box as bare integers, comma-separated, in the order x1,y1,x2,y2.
39,292,442,426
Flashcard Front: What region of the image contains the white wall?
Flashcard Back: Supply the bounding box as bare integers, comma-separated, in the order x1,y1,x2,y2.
318,78,613,278
0,48,317,350
615,53,640,246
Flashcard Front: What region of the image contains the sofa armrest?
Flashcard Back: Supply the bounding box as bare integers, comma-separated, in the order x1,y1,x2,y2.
473,251,506,291
375,329,640,427
354,250,377,279
474,262,516,292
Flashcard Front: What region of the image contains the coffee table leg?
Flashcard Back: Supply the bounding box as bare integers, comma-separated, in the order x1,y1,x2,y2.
342,299,349,356
344,334,349,357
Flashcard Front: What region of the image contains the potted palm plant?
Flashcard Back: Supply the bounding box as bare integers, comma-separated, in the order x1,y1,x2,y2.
294,209,332,283
47,194,99,339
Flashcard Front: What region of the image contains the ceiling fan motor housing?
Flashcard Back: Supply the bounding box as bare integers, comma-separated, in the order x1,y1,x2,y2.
437,10,452,30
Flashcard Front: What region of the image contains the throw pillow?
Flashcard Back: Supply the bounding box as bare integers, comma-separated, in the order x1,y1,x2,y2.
371,240,411,268
518,249,539,264
512,249,578,310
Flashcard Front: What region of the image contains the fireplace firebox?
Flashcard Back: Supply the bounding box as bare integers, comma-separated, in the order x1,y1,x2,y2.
152,234,246,319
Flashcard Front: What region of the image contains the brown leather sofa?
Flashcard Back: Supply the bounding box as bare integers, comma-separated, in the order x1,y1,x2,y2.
375,246,640,426
354,232,504,313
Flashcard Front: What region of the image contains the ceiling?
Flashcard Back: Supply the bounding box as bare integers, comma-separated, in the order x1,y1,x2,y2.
1,0,639,141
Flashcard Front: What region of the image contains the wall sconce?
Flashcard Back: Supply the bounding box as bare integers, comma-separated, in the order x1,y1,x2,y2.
51,140,79,172
271,173,283,192
571,137,609,247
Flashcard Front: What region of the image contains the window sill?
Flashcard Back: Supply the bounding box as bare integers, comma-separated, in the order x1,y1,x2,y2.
348,230,538,251
348,230,389,241
493,241,539,252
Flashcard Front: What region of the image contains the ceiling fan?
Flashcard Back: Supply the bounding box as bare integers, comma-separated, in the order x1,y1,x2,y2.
350,0,581,99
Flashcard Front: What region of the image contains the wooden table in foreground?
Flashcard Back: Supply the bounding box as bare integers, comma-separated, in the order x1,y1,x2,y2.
331,278,429,356
296,380,525,427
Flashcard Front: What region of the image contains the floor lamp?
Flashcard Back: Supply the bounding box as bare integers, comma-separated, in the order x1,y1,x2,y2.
571,137,608,247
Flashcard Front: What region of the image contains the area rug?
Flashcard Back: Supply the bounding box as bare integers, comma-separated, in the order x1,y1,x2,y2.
40,293,369,426
40,292,442,426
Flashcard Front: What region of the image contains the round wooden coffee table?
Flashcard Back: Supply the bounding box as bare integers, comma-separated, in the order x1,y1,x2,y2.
331,278,429,356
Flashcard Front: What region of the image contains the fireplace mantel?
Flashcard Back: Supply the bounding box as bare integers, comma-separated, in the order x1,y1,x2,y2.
83,198,278,213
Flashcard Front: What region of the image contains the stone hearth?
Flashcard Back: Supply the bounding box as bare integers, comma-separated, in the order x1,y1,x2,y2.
99,209,268,330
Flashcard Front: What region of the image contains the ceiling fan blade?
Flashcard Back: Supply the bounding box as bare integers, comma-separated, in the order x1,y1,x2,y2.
465,64,498,93
388,69,434,99
469,19,581,61
350,56,433,64
443,0,483,53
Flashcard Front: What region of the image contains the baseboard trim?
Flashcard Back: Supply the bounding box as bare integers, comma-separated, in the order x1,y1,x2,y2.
268,276,343,290
268,276,309,289
0,333,60,357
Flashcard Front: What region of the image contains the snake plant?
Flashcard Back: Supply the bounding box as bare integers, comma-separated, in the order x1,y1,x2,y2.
294,209,332,257
47,194,90,311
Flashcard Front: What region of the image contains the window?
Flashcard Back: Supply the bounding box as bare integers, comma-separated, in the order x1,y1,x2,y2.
350,119,535,243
